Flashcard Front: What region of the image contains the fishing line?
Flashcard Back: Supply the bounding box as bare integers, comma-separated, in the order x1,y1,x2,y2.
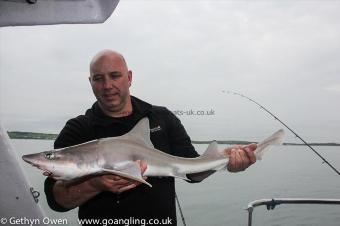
225,91,340,176
175,192,187,226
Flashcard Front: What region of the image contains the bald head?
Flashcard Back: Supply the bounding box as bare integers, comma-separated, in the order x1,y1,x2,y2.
88,50,133,117
90,49,128,75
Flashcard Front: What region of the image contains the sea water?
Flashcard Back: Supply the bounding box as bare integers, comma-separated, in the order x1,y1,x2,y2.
13,140,340,226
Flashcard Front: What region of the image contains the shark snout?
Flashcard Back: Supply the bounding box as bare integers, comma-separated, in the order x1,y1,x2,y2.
22,154,42,168
22,154,54,177
22,154,32,163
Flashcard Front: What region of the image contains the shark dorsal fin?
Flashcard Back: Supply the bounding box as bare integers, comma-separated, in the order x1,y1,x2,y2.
201,141,222,158
122,117,154,148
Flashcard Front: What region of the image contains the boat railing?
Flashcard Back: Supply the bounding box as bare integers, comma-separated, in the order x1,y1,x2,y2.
246,198,340,226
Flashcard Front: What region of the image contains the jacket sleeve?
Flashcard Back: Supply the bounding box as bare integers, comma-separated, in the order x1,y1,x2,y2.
44,116,93,212
163,109,199,158
54,116,94,149
162,108,217,182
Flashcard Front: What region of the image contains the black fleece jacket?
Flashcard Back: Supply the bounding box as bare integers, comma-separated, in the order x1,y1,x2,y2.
44,96,199,225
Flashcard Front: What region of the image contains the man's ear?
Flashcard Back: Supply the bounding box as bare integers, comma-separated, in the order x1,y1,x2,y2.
128,70,132,87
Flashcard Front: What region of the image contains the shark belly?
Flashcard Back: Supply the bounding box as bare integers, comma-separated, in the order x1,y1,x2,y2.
143,156,229,179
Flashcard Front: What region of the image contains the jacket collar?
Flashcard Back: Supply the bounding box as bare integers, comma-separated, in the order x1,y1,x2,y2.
87,95,152,125
130,95,152,116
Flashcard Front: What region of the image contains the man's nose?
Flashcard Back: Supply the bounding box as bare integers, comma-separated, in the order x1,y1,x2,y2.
103,78,114,89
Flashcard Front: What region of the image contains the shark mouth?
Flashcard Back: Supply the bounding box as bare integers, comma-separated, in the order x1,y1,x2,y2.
43,170,53,177
29,163,53,177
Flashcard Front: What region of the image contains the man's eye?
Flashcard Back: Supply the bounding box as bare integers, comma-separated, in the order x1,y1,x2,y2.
92,76,103,81
110,73,122,79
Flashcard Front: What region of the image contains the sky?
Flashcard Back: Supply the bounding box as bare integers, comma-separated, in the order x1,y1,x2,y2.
1,0,340,143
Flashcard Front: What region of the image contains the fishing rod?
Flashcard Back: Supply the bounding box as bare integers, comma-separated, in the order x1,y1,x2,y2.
225,91,340,176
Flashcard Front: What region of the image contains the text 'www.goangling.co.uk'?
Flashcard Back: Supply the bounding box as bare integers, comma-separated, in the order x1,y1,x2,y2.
78,217,173,226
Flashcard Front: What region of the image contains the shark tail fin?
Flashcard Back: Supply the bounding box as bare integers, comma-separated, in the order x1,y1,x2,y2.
255,129,285,160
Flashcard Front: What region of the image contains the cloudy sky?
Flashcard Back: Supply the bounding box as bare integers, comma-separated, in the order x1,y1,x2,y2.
1,0,340,143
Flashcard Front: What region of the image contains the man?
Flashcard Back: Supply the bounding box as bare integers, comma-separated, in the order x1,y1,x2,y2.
44,50,257,225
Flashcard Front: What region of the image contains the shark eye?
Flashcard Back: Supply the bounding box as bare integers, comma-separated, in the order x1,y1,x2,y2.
44,152,56,160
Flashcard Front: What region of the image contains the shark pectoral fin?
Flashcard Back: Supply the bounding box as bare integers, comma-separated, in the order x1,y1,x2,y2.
101,162,152,187
173,174,189,181
101,168,152,187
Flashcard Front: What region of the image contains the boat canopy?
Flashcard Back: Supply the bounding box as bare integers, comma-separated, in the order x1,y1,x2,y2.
0,0,120,27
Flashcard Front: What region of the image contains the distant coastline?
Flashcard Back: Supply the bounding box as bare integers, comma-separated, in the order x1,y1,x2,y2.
8,131,58,140
7,131,340,146
191,140,340,146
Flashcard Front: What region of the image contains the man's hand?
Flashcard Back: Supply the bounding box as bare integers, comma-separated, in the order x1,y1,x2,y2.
87,160,147,193
52,160,147,209
224,143,257,172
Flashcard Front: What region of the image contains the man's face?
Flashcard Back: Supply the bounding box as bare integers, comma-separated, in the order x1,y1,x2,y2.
89,55,132,114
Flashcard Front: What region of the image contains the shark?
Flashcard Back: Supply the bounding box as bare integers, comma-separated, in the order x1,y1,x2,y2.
22,117,284,187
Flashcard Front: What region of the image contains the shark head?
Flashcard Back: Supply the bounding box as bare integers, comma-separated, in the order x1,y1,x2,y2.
22,150,82,180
